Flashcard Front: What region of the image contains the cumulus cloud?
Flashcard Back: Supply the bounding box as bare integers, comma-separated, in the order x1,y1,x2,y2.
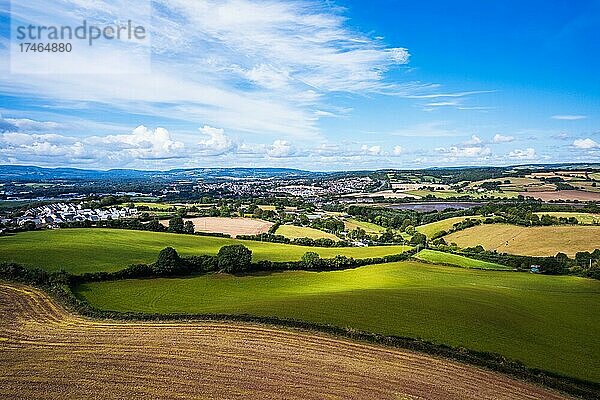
90,126,185,160
266,140,301,158
392,145,403,156
573,138,600,149
437,146,491,158
492,134,515,143
197,125,237,155
464,135,482,145
361,144,383,156
508,148,536,160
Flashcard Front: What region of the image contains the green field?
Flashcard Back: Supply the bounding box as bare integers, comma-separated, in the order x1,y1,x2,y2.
534,212,600,225
74,261,600,382
0,229,410,274
414,249,511,270
276,225,340,241
344,218,386,235
416,216,485,238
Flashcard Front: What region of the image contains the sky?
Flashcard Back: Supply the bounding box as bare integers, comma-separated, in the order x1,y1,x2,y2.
0,0,599,171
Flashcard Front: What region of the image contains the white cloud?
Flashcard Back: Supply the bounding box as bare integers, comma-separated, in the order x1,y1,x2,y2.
492,134,515,143
266,140,300,158
392,145,403,156
508,148,536,160
464,135,482,145
573,138,600,149
197,125,237,155
437,146,491,158
90,126,185,160
551,115,587,120
4,118,62,131
361,144,383,156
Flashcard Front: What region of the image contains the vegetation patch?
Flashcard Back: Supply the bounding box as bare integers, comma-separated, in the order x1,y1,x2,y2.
414,249,512,270
275,224,340,241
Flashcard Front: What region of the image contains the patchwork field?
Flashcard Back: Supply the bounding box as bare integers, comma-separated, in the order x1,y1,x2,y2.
0,283,569,400
275,225,339,240
416,216,485,238
444,224,600,256
182,217,273,237
74,261,600,382
0,229,410,274
414,249,511,270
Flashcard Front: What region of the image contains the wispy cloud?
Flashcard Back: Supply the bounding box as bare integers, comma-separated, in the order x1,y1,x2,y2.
551,115,587,120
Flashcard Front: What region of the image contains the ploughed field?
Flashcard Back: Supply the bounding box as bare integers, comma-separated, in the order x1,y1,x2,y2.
444,224,600,256
0,229,410,274
74,261,600,383
0,283,571,400
165,216,274,237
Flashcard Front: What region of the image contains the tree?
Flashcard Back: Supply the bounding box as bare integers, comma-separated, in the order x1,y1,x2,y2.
301,251,321,269
217,245,252,273
146,218,166,232
183,220,195,234
153,247,182,275
409,232,427,247
168,216,185,233
404,225,416,235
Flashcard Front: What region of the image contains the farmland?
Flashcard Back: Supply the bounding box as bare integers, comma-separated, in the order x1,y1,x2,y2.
0,283,569,400
414,249,511,270
343,218,386,234
275,224,339,240
416,216,485,238
182,216,273,237
0,229,410,274
74,261,600,382
534,212,600,225
444,224,600,256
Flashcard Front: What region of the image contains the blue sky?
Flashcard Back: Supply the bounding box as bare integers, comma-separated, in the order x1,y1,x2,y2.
0,0,599,170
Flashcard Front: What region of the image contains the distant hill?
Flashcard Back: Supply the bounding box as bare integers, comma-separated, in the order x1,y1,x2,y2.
0,165,322,182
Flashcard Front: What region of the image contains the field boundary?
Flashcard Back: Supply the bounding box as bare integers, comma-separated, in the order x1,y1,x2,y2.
3,274,596,400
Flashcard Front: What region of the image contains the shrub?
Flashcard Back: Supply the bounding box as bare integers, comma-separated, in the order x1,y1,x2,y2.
217,245,252,273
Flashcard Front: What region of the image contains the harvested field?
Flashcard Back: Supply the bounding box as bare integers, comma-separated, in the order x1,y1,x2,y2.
444,224,600,256
165,217,273,237
522,190,600,202
0,283,570,400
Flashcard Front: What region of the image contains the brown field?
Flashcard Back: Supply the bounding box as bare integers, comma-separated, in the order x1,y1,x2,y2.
163,217,273,237
521,190,600,202
0,283,569,400
445,224,600,256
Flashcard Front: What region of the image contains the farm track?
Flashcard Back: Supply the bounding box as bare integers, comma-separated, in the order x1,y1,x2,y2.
0,283,570,400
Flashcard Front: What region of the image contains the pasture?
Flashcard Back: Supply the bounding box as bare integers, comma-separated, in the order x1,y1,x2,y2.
414,249,511,270
74,261,600,383
275,225,339,240
534,212,600,225
343,218,386,235
444,224,600,256
0,229,410,274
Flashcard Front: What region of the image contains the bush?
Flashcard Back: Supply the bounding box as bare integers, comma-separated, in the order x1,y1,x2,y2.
153,247,183,275
217,245,252,273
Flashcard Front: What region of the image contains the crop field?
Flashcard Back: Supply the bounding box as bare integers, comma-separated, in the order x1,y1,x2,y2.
534,212,600,224
444,224,600,256
522,190,600,201
414,249,511,270
74,261,600,382
275,225,339,240
0,283,570,400
416,216,485,238
183,217,273,237
403,190,518,199
0,229,410,274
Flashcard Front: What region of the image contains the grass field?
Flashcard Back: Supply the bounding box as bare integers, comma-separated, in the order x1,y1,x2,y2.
275,225,339,240
416,216,485,238
444,224,600,256
1,283,568,400
343,218,386,235
74,261,600,382
414,249,511,270
0,229,410,274
534,212,600,225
